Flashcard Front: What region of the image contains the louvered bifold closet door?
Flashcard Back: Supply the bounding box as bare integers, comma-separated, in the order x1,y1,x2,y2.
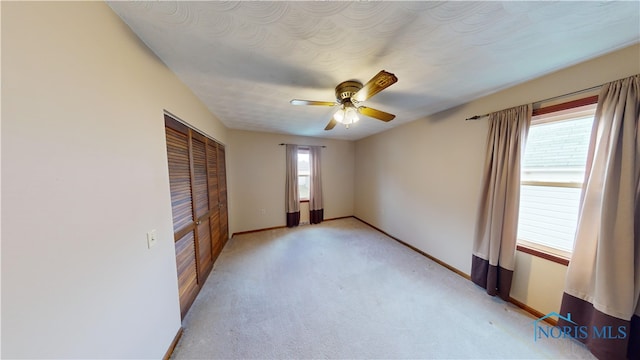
191,132,214,281
165,118,199,318
217,146,229,244
165,114,229,319
207,141,222,260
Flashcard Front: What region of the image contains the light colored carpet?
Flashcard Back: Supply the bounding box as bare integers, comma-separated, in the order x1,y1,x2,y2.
171,218,594,359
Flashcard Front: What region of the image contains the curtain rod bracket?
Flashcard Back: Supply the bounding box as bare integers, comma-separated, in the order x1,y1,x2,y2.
466,114,489,121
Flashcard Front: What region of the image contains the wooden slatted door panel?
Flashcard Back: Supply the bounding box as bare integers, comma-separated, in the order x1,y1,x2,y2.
191,133,213,279
217,146,229,244
165,127,194,233
191,133,209,220
196,219,212,277
175,231,198,318
165,116,199,319
206,141,222,261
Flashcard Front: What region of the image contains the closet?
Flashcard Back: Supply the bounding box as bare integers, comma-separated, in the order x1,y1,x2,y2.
164,114,228,318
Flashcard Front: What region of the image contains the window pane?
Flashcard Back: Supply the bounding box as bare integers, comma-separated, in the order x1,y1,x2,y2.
522,116,593,183
298,149,310,200
517,185,581,252
298,152,310,176
517,109,594,254
298,175,309,200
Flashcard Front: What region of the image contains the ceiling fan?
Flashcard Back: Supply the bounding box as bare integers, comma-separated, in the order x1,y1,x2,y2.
290,70,398,130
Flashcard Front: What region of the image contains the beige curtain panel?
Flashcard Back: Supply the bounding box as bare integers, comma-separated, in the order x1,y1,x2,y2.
559,74,640,360
471,104,531,301
309,146,324,224
285,144,300,227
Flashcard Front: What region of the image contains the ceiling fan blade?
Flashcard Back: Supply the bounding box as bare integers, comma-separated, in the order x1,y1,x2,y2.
324,118,337,130
352,70,398,102
290,99,336,106
357,106,396,122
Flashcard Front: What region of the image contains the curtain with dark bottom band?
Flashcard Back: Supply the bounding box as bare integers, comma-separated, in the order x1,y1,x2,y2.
285,144,300,228
309,146,323,224
558,74,639,360
471,104,531,301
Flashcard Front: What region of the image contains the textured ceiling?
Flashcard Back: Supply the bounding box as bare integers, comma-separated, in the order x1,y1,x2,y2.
108,1,639,141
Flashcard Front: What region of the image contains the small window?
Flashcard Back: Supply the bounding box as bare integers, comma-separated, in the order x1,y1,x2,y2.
517,103,596,259
298,149,310,200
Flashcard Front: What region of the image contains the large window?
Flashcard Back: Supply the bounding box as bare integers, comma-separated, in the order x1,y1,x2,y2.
298,148,310,200
517,102,596,260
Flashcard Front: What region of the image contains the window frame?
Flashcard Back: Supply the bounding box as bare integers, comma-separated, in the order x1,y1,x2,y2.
297,147,310,201
516,95,599,265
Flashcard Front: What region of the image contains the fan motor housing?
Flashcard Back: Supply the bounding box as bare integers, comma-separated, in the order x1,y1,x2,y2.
335,81,363,102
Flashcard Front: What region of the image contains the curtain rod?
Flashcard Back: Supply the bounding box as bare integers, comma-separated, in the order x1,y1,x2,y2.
279,143,326,148
465,84,603,121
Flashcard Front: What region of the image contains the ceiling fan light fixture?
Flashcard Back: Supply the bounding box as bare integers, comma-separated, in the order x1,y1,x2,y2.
343,106,360,125
333,105,345,123
333,101,359,127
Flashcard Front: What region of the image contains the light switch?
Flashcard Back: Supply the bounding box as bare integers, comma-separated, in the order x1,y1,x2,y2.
147,230,158,249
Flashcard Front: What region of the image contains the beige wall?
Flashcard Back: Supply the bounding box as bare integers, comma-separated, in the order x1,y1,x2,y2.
227,130,354,234
354,44,640,316
2,2,227,358
511,252,569,316
3,2,638,358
